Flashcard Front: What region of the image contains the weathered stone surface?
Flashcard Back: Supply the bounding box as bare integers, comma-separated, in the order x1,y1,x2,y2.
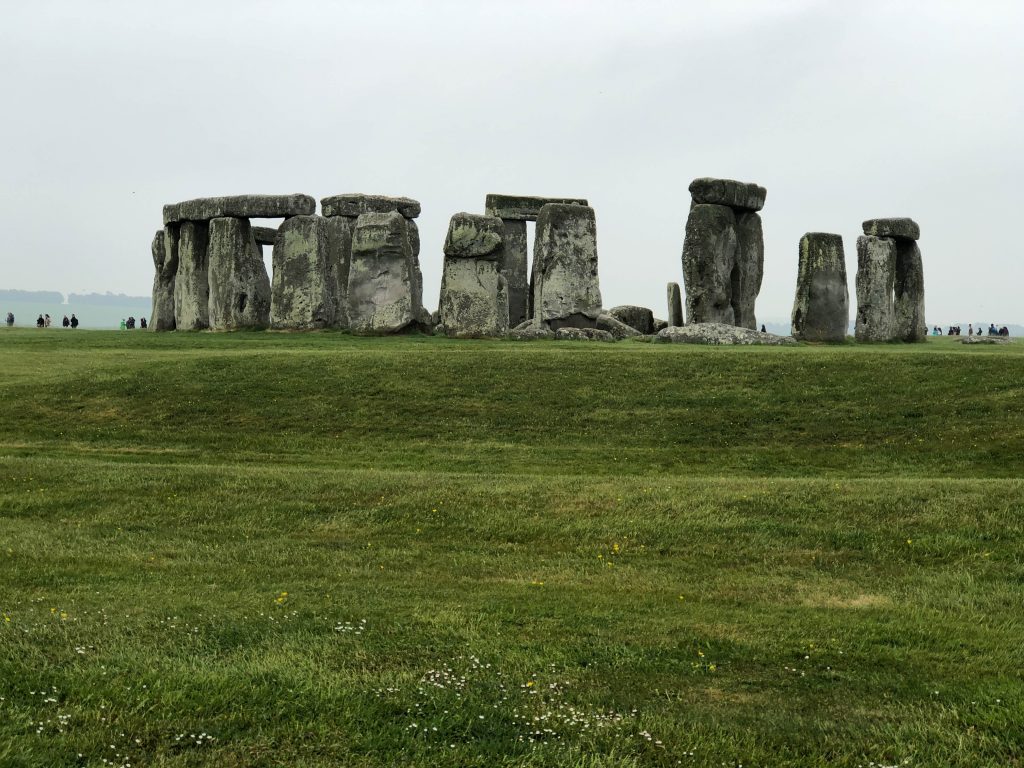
406,219,432,328
862,218,920,241
271,215,334,330
596,313,641,339
500,219,529,326
324,217,354,329
608,305,655,334
532,204,603,326
667,283,683,327
320,194,420,219
732,211,763,329
682,204,737,325
653,318,668,333
163,194,315,225
252,226,278,246
893,241,926,342
791,233,849,342
485,194,588,222
688,178,766,212
438,214,509,338
442,213,504,259
507,325,555,341
150,227,177,332
347,212,417,334
656,323,798,346
960,336,1011,344
207,217,271,330
854,235,896,342
174,221,210,330
555,327,615,342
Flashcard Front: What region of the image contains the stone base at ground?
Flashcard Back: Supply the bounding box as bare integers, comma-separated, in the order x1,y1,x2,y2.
960,336,1012,344
555,327,615,342
656,323,798,346
507,326,555,341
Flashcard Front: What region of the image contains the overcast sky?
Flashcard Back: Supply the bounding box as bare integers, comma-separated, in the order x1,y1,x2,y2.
2,0,1021,324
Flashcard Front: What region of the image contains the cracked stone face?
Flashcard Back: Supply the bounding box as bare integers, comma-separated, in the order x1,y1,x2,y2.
347,211,417,334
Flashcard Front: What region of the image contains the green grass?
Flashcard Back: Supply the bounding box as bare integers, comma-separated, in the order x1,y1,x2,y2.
1,329,1023,766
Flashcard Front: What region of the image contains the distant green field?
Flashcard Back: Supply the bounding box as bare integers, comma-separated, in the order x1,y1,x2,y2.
1,331,1022,767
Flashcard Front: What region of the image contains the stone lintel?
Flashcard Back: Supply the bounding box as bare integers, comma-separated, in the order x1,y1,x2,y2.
688,178,766,212
485,194,589,221
163,194,315,225
252,226,278,246
321,194,421,219
862,218,920,241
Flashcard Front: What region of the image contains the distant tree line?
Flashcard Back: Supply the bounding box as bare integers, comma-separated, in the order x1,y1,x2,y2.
67,292,149,307
0,289,63,303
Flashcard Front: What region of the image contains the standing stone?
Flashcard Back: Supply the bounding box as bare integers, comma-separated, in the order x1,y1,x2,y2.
854,235,897,342
207,217,271,330
893,241,926,342
681,204,737,325
324,217,354,329
347,211,417,334
667,282,683,327
150,227,178,331
406,219,432,326
271,215,334,330
438,213,509,338
174,221,210,330
732,211,763,329
499,219,529,326
532,204,603,329
791,233,849,342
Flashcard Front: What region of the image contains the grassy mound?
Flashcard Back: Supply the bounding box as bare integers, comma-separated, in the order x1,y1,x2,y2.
1,330,1022,766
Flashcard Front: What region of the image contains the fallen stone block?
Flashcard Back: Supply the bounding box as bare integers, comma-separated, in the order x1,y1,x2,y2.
608,305,655,334
163,194,315,225
656,323,798,345
320,194,421,219
688,178,766,211
555,327,615,342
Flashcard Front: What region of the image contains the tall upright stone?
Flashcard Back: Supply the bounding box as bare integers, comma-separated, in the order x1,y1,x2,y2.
150,227,177,331
174,221,210,330
324,217,354,329
894,241,926,342
499,219,529,326
438,213,509,338
347,211,418,334
271,215,334,330
207,217,271,330
732,211,763,329
667,282,683,327
532,204,602,329
682,204,737,325
854,235,896,342
791,233,849,342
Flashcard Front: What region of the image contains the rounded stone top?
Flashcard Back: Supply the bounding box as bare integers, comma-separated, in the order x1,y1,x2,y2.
862,218,920,241
688,178,766,211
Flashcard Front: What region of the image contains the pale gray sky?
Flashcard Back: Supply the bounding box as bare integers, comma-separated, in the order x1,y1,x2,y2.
2,0,1021,323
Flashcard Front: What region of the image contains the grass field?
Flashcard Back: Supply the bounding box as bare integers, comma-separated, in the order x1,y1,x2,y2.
1,329,1023,767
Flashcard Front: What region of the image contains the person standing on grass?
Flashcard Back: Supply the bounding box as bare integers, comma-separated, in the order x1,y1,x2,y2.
62,315,69,328
36,314,44,328
70,314,79,329
44,313,51,327
5,312,13,327
119,318,126,331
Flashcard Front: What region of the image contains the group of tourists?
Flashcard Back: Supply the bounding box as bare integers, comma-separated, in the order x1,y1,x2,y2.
932,323,1010,337
33,313,80,328
119,316,147,330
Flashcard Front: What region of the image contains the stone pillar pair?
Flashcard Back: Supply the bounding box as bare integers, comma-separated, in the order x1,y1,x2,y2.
856,219,925,342
680,178,766,329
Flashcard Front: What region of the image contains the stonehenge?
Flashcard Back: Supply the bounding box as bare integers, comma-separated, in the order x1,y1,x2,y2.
791,233,849,342
150,188,927,346
681,178,765,329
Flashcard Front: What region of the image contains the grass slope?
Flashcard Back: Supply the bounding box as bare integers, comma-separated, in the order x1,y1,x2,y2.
1,330,1022,767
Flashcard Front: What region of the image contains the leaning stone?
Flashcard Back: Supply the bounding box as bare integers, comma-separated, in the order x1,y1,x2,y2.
173,221,210,330
207,217,271,330
320,194,421,219
271,215,335,330
555,327,615,342
252,226,278,246
791,233,849,342
499,219,530,326
485,194,588,221
150,227,177,331
532,204,603,326
347,212,417,334
656,323,798,346
688,178,766,211
163,194,315,225
893,241,926,342
596,313,641,339
862,218,920,241
438,214,509,338
681,204,737,325
667,283,683,327
443,213,504,259
608,305,655,334
732,211,764,329
324,217,354,329
854,235,897,342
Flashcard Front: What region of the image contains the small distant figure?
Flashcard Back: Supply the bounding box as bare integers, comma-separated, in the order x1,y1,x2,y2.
988,323,997,336
36,314,44,328
70,314,79,329
44,313,52,327
760,324,766,333
968,324,973,336
5,311,13,327
119,318,126,331
1000,326,1010,337
62,315,69,328
139,316,148,329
